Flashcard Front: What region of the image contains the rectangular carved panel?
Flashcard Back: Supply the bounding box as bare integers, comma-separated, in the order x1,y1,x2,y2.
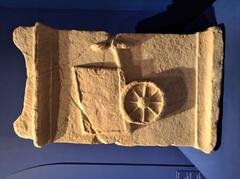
13,23,223,153
75,67,126,133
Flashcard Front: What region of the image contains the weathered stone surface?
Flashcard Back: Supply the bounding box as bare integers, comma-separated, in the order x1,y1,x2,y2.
13,23,223,153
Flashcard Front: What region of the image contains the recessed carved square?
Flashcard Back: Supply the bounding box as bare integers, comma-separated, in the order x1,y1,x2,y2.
13,23,223,153
75,67,126,133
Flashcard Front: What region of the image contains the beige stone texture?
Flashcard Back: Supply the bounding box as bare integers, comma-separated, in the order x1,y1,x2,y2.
13,23,223,153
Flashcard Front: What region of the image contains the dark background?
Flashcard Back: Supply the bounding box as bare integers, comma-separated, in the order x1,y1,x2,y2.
0,0,239,178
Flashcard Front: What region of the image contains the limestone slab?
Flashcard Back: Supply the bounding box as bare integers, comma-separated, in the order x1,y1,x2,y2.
13,23,223,153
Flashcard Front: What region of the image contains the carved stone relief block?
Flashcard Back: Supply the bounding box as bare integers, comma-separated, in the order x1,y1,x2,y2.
13,23,223,153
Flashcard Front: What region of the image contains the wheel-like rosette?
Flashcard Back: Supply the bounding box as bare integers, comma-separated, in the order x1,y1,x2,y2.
121,81,164,125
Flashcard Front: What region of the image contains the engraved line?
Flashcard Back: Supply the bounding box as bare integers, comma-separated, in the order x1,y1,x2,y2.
150,89,159,98
49,37,53,141
141,108,145,123
147,107,158,116
129,106,139,115
59,67,97,134
150,101,162,104
195,32,199,147
132,89,141,98
125,101,138,103
143,83,147,96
